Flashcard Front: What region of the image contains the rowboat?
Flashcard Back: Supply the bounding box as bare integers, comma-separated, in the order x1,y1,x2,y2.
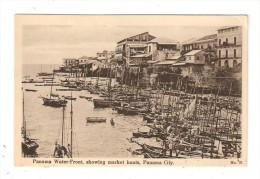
25,89,37,92
86,117,106,123
62,95,77,100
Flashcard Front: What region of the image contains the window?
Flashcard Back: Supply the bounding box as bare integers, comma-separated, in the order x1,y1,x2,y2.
224,60,229,68
226,50,228,58
201,45,203,49
234,49,236,58
233,60,238,67
234,37,237,45
189,56,191,61
219,50,221,58
149,46,151,53
226,38,228,43
219,39,221,45
196,56,200,61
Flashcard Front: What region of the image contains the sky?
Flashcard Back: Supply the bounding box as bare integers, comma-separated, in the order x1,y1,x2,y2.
20,15,236,64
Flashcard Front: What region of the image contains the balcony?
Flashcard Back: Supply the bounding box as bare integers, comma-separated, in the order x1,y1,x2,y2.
217,42,241,48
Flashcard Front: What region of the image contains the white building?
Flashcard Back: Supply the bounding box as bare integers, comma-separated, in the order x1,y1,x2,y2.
216,26,242,68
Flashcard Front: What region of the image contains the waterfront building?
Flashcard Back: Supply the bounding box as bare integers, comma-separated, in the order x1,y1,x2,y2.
216,26,242,68
115,32,156,67
184,50,206,65
181,38,200,54
193,34,217,51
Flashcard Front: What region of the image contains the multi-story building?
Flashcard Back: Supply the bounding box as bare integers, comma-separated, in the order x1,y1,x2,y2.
216,26,242,68
115,32,156,67
181,34,217,54
147,37,180,62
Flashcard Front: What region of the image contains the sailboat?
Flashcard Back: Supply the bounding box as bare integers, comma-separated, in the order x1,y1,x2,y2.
21,92,39,157
53,93,78,158
42,72,67,107
37,64,53,76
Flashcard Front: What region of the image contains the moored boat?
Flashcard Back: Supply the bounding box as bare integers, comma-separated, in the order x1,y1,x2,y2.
86,117,107,123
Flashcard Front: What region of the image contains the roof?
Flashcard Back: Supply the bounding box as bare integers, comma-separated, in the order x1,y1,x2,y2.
166,55,182,60
216,26,238,31
149,37,179,44
194,34,217,43
147,60,159,64
86,60,100,64
172,62,186,66
117,32,156,44
184,50,202,56
130,54,151,58
181,38,200,45
155,60,178,65
78,56,89,59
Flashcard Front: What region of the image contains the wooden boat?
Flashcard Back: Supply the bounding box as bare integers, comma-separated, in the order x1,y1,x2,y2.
56,88,81,91
22,92,39,157
62,95,77,100
132,131,161,138
42,97,67,107
51,93,59,97
122,106,139,115
86,117,106,123
25,89,37,92
22,79,44,83
37,72,53,76
84,96,92,100
93,98,113,108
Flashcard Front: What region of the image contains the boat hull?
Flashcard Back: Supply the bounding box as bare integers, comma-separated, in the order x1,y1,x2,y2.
93,99,113,108
42,97,67,107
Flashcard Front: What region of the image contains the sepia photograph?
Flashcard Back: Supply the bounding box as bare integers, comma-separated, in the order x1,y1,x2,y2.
14,15,247,167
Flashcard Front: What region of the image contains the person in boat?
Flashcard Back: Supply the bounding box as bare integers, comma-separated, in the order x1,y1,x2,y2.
110,118,115,126
161,140,167,157
54,142,63,158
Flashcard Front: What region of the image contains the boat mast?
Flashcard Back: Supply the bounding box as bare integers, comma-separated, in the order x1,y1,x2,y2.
62,106,65,146
49,71,55,99
23,92,26,138
70,92,73,158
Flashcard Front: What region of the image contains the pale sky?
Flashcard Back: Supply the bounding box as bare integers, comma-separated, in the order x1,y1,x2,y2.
20,15,239,64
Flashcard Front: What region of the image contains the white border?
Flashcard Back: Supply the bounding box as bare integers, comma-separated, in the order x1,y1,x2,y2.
1,0,260,179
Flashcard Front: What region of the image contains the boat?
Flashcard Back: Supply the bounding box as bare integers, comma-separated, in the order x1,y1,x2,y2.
54,94,78,158
22,79,44,83
132,131,163,138
51,93,59,97
42,72,68,107
25,89,37,92
22,92,39,157
86,117,106,123
62,95,77,100
37,65,53,76
42,97,67,107
84,96,92,100
110,118,115,126
93,98,113,108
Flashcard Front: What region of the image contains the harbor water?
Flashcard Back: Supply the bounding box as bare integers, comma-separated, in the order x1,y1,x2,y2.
22,64,152,158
